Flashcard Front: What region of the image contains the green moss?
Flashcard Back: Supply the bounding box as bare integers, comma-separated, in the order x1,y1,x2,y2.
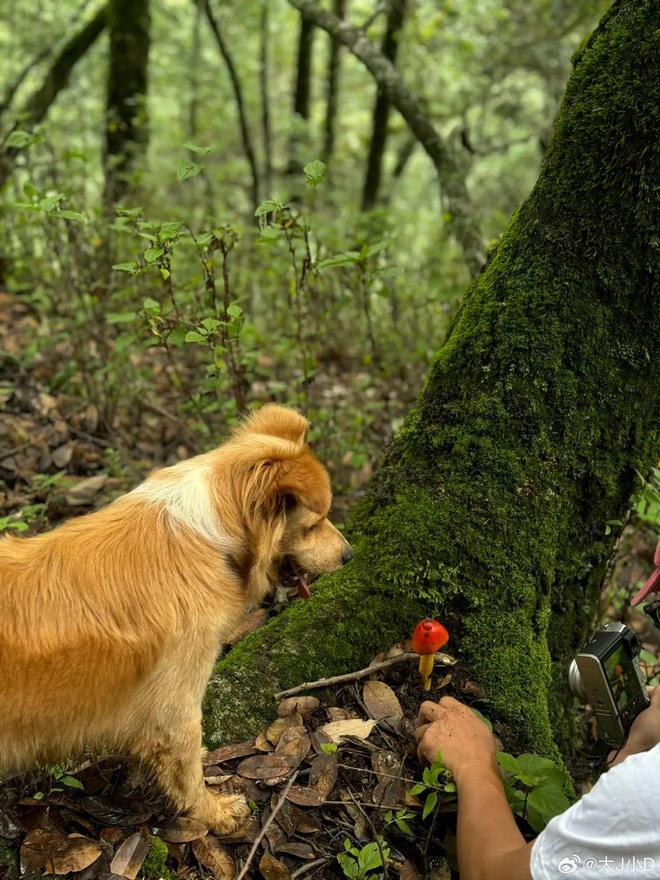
0,841,18,880
141,835,171,880
203,0,660,764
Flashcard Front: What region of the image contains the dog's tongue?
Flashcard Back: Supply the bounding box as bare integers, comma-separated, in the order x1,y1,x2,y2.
297,573,311,600
631,539,660,606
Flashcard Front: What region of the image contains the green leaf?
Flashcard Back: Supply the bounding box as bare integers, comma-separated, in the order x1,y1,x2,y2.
143,297,160,312
409,783,426,796
526,781,571,832
255,199,284,217
317,251,361,270
470,708,493,731
320,742,338,754
39,194,63,213
422,791,438,820
185,330,206,344
177,158,202,181
144,247,164,263
58,210,87,223
60,775,84,790
158,221,182,242
496,752,521,776
168,325,187,347
444,782,456,793
112,261,139,274
184,142,216,155
201,318,222,333
5,129,36,148
303,158,326,187
226,303,242,319
106,311,137,324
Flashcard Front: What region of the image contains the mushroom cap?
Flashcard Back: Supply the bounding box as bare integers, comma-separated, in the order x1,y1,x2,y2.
411,618,449,654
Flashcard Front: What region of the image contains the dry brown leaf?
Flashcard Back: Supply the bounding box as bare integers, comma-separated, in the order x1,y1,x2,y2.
255,732,274,752
371,750,399,784
192,836,236,879
219,816,261,843
399,858,422,879
275,726,310,768
65,474,107,507
308,753,338,801
237,754,292,780
326,707,351,721
21,829,102,876
272,795,295,836
276,696,319,718
320,719,376,743
266,712,302,746
109,832,148,879
275,842,315,860
284,786,322,808
362,681,403,726
259,852,291,880
291,807,320,835
339,790,369,842
204,740,256,766
51,442,74,468
154,817,208,843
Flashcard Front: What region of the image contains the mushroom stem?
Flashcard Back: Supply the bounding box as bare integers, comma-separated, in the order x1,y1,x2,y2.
418,653,435,690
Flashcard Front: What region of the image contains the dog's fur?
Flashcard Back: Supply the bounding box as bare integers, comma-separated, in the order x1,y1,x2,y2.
0,405,350,832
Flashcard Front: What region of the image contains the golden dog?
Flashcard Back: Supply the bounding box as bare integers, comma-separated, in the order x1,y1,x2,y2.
0,405,351,832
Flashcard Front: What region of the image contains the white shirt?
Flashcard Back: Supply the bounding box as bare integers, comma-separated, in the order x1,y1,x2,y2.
531,745,660,879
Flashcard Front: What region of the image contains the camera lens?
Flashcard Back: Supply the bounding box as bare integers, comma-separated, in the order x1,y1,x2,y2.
568,659,586,699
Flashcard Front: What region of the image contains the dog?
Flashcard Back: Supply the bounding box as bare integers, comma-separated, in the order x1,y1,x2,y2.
0,404,351,833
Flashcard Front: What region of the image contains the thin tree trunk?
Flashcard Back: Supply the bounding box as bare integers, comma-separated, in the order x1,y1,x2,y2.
203,0,260,211
188,0,203,138
287,14,316,175
321,0,346,165
391,133,415,180
0,6,107,188
202,0,660,761
103,0,151,207
259,1,273,195
284,0,484,276
361,0,406,210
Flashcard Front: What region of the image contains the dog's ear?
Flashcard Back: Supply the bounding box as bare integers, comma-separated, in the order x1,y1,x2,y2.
237,404,309,446
274,453,331,515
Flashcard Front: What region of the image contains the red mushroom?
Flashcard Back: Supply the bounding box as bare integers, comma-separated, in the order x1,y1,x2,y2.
411,618,449,691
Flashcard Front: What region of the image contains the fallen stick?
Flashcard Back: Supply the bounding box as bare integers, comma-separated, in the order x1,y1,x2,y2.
235,769,299,880
273,651,456,701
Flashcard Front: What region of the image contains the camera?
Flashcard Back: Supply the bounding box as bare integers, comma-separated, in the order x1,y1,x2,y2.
568,622,650,747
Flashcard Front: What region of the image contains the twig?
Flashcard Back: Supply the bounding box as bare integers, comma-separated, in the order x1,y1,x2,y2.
235,769,299,880
273,651,455,700
291,859,329,878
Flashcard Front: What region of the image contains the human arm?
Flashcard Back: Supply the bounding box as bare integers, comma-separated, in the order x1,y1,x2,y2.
415,697,534,880
608,685,660,767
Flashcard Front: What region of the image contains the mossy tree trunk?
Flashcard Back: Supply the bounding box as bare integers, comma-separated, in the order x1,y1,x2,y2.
203,0,660,757
103,0,151,207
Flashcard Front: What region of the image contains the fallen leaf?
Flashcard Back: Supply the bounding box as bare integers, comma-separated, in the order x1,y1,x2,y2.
255,732,274,752
237,754,292,781
204,740,256,766
362,681,403,727
276,696,319,718
284,786,322,808
109,832,148,879
51,442,74,468
154,817,208,843
218,816,260,843
308,753,338,801
259,852,291,880
266,713,302,746
320,719,376,743
275,726,310,768
371,750,400,784
275,842,315,860
399,858,422,879
291,807,320,834
192,836,236,879
65,474,107,506
21,829,102,875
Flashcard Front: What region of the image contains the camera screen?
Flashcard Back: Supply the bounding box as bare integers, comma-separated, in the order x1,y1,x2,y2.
603,644,636,712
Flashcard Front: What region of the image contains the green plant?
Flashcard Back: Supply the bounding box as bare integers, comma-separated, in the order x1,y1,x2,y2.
337,837,391,880
383,808,416,837
32,763,85,800
0,503,45,533
497,752,571,832
409,752,457,821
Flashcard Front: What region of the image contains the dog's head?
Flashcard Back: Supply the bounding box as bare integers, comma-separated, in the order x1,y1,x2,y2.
222,405,352,602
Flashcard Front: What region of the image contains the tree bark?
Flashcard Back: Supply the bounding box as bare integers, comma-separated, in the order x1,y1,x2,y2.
259,1,273,196
284,0,484,276
202,0,660,758
321,0,346,165
0,6,107,188
103,0,151,207
286,14,316,176
361,0,406,211
203,0,260,212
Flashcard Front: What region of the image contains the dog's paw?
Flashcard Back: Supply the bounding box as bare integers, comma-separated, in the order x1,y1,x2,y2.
195,791,251,836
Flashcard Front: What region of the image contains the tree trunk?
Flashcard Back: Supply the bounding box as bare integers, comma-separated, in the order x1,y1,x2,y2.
321,0,346,165
203,0,660,757
361,0,406,211
203,0,260,212
286,14,316,176
259,0,273,196
285,0,484,276
0,6,107,188
103,0,151,207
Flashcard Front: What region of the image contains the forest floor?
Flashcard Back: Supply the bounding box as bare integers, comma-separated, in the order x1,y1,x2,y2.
1,289,658,880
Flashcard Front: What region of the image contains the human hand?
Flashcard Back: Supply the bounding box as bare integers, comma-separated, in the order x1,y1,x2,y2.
609,687,660,766
415,696,497,782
